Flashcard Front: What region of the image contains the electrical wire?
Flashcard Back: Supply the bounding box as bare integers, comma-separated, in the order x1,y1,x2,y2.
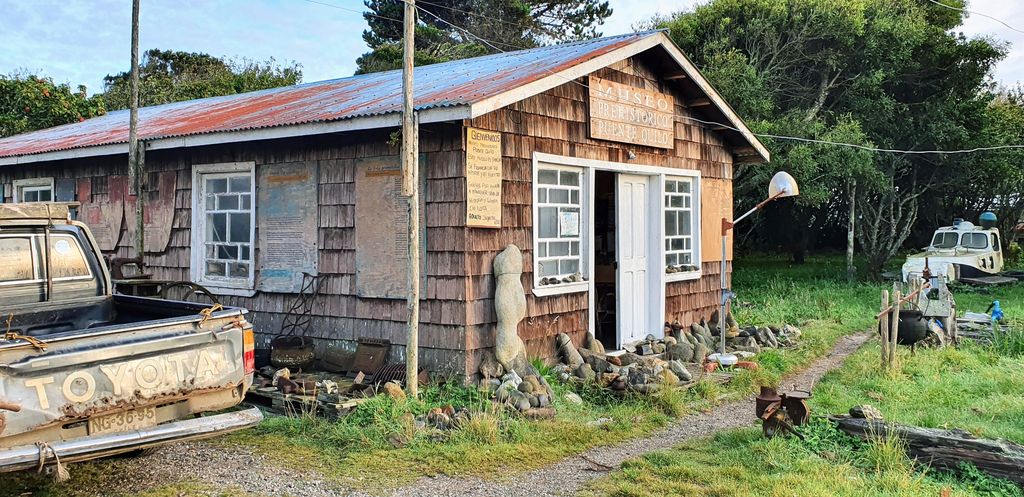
926,0,1024,36
299,0,402,23
320,0,1024,156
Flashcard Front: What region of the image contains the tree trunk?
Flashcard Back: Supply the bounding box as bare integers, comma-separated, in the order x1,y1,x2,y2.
847,179,856,283
832,416,1024,484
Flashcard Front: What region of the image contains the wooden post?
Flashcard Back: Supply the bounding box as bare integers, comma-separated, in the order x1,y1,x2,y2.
890,289,900,370
128,0,144,259
846,179,856,283
400,0,420,398
880,290,890,370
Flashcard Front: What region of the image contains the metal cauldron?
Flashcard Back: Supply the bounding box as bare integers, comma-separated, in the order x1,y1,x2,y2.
878,309,929,346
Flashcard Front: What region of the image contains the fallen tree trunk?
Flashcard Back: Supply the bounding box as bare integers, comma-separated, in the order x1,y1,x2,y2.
831,416,1024,485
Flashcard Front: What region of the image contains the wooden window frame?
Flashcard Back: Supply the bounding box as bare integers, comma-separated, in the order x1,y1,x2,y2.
13,177,55,203
664,176,701,282
533,163,588,297
190,162,257,296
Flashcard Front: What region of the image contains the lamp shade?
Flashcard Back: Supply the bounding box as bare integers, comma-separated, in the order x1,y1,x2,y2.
768,171,799,198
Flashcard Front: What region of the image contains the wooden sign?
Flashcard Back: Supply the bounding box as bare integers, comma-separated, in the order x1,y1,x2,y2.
465,127,502,227
354,156,427,299
257,161,319,293
588,76,675,149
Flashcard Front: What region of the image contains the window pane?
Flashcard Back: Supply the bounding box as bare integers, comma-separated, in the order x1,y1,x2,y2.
206,195,216,210
207,213,227,241
560,171,579,186
570,241,579,255
671,238,684,251
549,241,570,256
0,237,34,282
228,262,249,278
206,261,226,277
229,176,250,193
229,213,251,243
670,195,683,208
49,236,90,278
570,190,579,204
559,208,580,237
241,245,251,261
665,181,677,193
538,169,558,185
538,189,547,203
538,261,558,277
538,243,547,258
681,253,692,264
207,178,227,193
217,245,238,260
560,259,579,274
549,189,569,204
962,233,987,249
218,195,239,210
678,180,690,193
39,190,52,202
666,253,677,266
24,190,38,202
665,211,677,236
241,194,252,209
539,207,558,238
679,214,691,236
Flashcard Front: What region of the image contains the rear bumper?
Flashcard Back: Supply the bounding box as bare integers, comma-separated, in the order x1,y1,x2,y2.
0,407,263,473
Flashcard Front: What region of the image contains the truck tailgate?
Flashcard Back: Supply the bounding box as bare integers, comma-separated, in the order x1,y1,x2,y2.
0,310,251,447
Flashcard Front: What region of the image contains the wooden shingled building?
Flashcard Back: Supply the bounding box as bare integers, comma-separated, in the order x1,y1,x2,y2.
0,31,769,378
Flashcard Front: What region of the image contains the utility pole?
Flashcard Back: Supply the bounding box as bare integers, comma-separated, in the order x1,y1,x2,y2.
401,0,420,398
128,0,145,260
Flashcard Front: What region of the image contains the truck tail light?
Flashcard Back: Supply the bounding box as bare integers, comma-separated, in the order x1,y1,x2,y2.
242,328,255,375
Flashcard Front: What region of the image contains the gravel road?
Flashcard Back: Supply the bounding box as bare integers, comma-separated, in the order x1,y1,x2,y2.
35,332,868,497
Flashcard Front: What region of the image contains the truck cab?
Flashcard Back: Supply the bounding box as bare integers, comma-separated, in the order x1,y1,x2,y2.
0,203,262,473
902,219,1004,283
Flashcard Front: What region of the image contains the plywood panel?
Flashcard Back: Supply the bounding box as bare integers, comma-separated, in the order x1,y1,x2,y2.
701,178,733,262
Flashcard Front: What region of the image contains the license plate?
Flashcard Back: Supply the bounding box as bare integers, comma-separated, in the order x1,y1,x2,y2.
88,407,158,435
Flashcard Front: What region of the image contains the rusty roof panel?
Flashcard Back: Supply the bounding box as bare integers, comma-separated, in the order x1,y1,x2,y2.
0,32,657,159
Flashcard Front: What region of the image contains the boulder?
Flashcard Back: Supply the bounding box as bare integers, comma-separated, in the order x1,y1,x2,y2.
574,363,596,382
659,368,680,385
582,332,606,355
493,245,528,371
693,342,710,363
599,373,620,388
652,343,666,354
618,352,643,366
636,342,654,356
563,391,584,405
557,333,585,368
382,381,406,402
579,348,611,374
525,375,545,395
665,341,694,362
664,336,677,346
668,359,693,382
518,380,535,394
478,351,505,379
501,370,523,388
850,404,884,420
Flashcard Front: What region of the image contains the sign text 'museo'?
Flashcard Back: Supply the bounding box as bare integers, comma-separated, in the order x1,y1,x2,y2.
588,76,675,149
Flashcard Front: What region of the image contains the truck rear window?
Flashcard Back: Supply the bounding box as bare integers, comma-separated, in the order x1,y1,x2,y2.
49,234,91,279
0,237,35,282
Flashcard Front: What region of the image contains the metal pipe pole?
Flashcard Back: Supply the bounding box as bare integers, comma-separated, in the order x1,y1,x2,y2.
719,232,728,356
401,0,420,398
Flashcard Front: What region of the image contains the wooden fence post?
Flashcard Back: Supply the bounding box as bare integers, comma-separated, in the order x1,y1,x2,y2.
890,289,901,370
880,289,890,370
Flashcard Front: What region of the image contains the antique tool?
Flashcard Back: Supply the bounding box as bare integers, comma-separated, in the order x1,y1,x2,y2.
271,273,322,369
756,386,810,439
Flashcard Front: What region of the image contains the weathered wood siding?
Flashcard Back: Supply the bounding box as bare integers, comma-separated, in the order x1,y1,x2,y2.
462,57,734,375
0,126,474,373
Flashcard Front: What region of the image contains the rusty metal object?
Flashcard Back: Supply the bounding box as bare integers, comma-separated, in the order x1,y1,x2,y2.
373,362,427,385
0,400,22,413
350,337,391,377
757,386,811,440
270,336,315,370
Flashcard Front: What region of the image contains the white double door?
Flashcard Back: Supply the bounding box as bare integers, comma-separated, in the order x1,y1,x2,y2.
616,174,656,347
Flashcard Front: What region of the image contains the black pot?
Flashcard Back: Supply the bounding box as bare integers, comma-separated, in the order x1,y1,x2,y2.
879,309,929,346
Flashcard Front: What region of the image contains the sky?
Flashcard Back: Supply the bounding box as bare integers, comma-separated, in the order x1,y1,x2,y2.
1,0,1023,95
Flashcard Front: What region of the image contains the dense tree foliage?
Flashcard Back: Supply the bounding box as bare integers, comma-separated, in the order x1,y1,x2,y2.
356,0,612,74
0,74,105,138
658,0,1020,275
102,49,302,110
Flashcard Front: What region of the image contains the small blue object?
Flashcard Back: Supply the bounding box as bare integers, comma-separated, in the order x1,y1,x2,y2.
990,300,1004,322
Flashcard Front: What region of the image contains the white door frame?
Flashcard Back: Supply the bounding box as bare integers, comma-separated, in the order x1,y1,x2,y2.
532,152,702,350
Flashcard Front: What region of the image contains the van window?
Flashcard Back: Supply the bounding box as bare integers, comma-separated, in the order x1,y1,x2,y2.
931,232,958,248
0,237,36,282
961,233,988,249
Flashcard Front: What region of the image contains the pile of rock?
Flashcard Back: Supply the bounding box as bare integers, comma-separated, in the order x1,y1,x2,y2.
630,316,802,362
479,350,556,418
550,332,694,394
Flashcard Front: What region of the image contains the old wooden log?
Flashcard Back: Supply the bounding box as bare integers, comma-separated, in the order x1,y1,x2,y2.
832,416,1024,484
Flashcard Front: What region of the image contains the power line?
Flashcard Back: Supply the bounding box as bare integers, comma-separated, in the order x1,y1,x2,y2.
926,0,1024,36
318,0,1024,156
299,0,402,23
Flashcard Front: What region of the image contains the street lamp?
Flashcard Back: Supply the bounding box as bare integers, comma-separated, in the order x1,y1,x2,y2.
710,171,800,366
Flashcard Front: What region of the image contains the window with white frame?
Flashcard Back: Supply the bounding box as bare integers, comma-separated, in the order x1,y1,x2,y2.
535,165,585,288
191,163,255,291
13,178,54,202
664,177,698,274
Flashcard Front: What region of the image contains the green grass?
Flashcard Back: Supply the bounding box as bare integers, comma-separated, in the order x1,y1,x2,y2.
583,254,1024,497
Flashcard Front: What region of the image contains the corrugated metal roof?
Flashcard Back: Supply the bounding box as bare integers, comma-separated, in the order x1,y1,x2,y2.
0,32,657,160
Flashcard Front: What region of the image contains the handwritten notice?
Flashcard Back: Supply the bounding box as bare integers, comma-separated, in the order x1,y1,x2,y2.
465,127,502,228
588,76,675,149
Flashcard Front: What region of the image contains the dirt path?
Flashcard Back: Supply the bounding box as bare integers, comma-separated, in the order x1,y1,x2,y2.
17,332,868,497
388,331,871,497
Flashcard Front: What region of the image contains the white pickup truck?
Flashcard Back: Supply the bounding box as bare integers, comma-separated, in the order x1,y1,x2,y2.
0,203,262,473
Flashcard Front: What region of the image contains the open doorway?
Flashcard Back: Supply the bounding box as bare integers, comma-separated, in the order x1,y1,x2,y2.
594,170,618,348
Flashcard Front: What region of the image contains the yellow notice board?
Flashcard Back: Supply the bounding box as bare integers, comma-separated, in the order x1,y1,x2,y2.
466,127,503,227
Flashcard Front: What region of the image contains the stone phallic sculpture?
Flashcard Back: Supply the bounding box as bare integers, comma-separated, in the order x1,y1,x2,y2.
493,244,528,371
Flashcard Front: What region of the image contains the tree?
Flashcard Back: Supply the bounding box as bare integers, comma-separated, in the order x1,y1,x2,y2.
0,74,106,138
102,49,302,110
355,0,613,74
658,0,1005,276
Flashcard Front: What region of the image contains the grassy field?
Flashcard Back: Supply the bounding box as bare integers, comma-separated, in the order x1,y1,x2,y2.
583,255,1024,497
